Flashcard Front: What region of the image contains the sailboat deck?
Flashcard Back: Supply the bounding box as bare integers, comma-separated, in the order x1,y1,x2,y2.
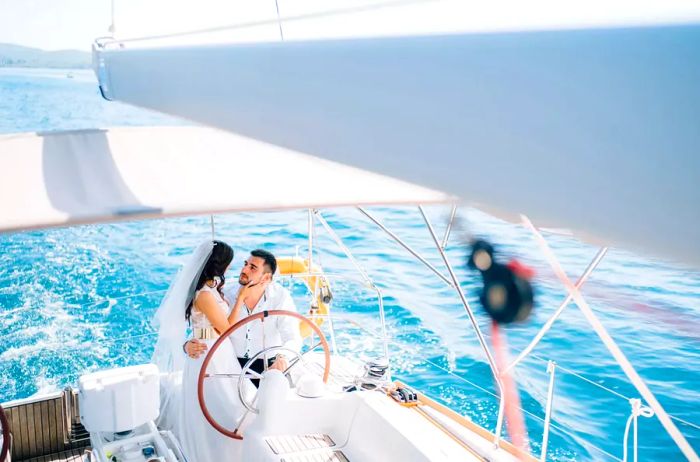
2,389,90,462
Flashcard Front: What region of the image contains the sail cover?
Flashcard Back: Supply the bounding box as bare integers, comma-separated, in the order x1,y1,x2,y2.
0,126,453,232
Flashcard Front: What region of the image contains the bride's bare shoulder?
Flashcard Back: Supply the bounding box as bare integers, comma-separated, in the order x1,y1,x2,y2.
194,287,216,308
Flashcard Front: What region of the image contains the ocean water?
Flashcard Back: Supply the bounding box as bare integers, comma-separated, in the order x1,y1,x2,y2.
1,68,699,461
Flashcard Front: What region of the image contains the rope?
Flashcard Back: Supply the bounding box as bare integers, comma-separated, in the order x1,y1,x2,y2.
622,399,654,462
491,322,530,453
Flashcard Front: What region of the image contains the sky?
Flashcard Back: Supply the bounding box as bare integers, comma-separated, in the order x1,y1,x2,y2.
0,0,279,50
1,0,700,51
0,0,111,50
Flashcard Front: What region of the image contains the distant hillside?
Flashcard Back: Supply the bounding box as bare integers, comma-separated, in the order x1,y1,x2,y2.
0,43,91,69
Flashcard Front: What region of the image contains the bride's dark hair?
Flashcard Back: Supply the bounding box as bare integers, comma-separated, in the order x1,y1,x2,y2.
185,240,234,322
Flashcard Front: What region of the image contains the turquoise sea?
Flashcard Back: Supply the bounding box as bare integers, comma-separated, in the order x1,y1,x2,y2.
1,67,699,461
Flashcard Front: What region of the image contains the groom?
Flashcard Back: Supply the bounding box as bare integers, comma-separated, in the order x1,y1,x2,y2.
184,249,301,384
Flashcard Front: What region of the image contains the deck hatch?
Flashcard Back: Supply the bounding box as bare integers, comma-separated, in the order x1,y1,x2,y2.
280,450,349,462
266,433,336,454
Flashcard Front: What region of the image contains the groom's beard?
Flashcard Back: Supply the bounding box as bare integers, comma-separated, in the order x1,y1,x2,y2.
239,272,261,286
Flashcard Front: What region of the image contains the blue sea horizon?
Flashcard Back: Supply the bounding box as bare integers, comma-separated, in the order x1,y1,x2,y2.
1,67,699,461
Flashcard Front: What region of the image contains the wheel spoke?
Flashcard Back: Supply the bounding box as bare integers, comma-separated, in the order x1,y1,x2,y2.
303,341,324,355
244,370,264,380
232,408,251,434
283,341,322,374
283,358,301,375
206,371,264,380
206,372,253,379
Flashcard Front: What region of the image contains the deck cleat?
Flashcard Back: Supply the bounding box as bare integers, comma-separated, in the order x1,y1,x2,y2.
390,385,419,406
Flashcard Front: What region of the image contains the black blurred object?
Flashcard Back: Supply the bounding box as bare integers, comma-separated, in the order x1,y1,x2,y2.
468,239,534,324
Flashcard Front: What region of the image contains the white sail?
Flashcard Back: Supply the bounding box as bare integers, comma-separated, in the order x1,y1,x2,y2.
0,126,451,232
92,21,700,266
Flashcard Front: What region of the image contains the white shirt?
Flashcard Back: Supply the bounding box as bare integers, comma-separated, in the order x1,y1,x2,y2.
223,282,302,361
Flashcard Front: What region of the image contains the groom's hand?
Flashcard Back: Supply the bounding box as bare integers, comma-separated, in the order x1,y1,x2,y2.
270,354,289,372
185,339,208,359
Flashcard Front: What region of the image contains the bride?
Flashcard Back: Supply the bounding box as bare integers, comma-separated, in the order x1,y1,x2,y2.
152,240,253,462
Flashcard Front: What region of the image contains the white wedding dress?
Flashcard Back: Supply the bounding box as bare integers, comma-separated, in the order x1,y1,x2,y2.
177,284,248,462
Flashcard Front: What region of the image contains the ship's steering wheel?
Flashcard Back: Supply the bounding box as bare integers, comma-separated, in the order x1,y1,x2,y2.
236,345,306,414
197,310,331,440
0,403,10,462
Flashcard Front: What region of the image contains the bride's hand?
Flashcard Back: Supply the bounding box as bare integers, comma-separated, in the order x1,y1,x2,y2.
236,279,267,301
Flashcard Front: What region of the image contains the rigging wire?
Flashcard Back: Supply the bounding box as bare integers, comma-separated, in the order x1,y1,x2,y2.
108,0,116,35
100,0,438,47
274,0,284,41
